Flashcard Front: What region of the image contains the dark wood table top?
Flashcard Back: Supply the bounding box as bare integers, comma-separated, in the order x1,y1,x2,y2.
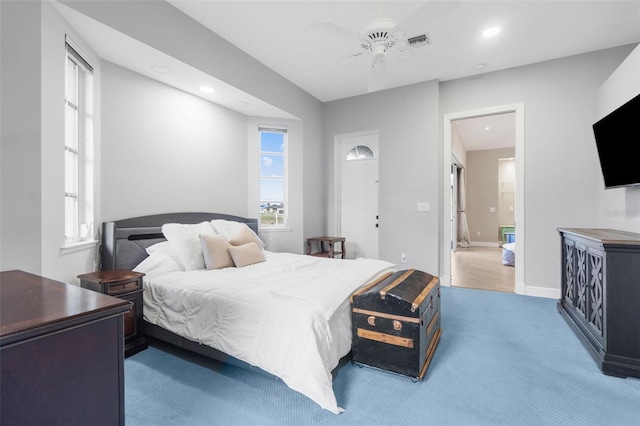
0,270,130,344
77,269,144,284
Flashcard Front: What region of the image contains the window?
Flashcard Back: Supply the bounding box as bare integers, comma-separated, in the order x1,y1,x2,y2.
64,39,94,243
346,144,376,161
259,127,287,227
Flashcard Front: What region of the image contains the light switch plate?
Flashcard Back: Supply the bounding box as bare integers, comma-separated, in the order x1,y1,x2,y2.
417,202,430,212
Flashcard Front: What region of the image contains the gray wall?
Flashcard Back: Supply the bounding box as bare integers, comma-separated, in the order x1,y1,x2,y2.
101,62,249,221
1,1,43,274
1,1,101,284
597,45,640,232
1,0,325,285
466,148,515,244
63,0,326,254
324,81,441,273
440,44,636,294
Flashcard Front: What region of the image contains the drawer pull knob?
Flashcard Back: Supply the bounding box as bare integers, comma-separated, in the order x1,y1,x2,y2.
367,316,376,326
393,320,402,331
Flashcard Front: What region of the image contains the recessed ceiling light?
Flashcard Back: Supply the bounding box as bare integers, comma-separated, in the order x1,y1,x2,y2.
474,63,487,70
150,64,171,74
199,86,215,94
482,27,501,38
235,101,250,107
485,126,491,131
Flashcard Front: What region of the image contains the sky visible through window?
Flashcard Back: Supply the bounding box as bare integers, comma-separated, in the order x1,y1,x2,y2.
260,131,284,205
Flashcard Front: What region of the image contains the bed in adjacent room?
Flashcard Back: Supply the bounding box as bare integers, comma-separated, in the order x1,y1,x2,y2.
502,242,515,267
101,212,395,414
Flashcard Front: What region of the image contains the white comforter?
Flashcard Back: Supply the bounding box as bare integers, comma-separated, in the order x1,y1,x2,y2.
138,251,395,413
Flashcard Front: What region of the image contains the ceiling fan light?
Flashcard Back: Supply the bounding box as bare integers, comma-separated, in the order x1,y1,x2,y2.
372,43,387,62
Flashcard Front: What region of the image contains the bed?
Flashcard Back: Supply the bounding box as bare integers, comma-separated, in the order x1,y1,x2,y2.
101,212,396,414
502,242,515,266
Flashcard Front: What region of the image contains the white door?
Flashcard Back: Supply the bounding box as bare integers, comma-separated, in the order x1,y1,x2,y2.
451,162,459,252
339,132,379,259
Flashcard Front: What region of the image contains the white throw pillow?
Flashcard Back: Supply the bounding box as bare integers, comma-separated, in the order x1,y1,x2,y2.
161,222,216,271
134,249,182,275
210,219,244,241
200,234,234,270
228,242,266,268
145,241,184,270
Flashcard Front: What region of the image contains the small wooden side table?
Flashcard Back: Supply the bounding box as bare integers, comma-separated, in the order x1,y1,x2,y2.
306,236,346,259
78,269,147,357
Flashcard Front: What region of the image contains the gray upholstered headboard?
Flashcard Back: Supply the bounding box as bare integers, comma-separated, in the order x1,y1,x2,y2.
101,212,259,270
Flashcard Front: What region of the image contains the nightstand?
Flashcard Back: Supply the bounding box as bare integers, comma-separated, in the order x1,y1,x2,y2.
78,269,148,357
306,236,346,259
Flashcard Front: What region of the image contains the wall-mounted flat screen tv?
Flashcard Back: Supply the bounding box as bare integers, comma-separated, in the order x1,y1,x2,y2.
592,92,640,189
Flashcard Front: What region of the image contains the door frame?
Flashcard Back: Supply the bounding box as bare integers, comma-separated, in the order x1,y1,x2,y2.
442,103,525,294
333,129,379,243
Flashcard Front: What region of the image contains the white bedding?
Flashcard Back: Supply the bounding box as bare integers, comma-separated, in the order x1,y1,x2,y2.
136,250,395,413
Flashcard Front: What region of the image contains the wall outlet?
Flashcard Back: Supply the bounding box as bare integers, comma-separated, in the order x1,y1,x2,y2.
93,260,98,271
401,253,407,263
489,207,496,213
477,231,481,236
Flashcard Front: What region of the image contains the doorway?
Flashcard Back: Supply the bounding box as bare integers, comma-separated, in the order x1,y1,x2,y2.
442,103,525,294
336,131,379,259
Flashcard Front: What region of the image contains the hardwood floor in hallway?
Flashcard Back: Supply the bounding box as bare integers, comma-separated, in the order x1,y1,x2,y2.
451,246,515,293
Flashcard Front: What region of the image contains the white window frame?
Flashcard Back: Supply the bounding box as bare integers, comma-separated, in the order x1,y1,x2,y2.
259,126,288,228
64,38,94,246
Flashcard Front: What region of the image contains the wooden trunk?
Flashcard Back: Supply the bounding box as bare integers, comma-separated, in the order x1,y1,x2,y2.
350,269,441,380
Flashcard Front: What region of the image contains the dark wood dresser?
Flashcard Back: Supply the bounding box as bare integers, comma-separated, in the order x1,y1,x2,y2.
557,228,640,378
0,270,131,426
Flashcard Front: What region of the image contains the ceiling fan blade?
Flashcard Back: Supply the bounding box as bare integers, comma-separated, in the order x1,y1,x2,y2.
310,21,358,41
368,59,386,93
301,52,365,77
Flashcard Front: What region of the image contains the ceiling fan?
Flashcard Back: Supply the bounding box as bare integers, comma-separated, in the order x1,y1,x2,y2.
310,1,460,92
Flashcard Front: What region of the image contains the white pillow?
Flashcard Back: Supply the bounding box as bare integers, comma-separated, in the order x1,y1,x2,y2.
146,241,184,270
228,242,266,268
161,222,216,271
210,219,244,240
134,249,182,275
200,234,234,270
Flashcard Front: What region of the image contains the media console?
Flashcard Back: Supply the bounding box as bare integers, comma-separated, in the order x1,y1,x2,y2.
557,228,640,378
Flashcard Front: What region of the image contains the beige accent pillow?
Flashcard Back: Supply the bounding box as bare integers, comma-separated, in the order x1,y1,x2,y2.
228,242,266,268
199,234,234,270
229,223,265,249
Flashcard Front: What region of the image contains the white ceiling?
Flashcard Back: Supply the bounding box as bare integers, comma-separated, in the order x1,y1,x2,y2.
168,0,640,102
453,112,515,151
55,1,640,146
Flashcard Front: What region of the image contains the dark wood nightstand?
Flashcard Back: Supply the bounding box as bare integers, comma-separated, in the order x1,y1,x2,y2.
78,269,148,357
306,236,346,259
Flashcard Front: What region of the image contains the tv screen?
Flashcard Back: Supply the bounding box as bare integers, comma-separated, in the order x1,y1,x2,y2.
592,93,640,189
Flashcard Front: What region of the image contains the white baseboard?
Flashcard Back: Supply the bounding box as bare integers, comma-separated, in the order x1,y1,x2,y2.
470,241,501,248
516,283,560,299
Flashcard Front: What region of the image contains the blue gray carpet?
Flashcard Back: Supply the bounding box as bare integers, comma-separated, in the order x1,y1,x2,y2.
124,287,639,425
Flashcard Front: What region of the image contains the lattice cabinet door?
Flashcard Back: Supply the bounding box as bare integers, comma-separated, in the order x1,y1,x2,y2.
575,246,588,320
586,248,604,341
562,240,576,305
